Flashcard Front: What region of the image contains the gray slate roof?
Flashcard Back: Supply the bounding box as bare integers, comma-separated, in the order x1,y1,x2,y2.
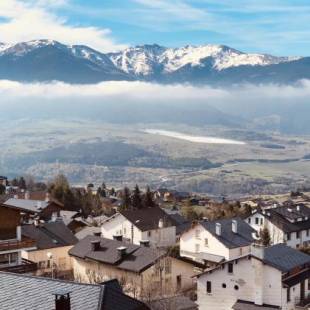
119,207,174,231
69,236,164,273
0,272,149,310
263,243,310,272
233,300,280,309
3,198,49,213
75,226,102,240
200,217,255,249
259,205,310,233
22,222,78,250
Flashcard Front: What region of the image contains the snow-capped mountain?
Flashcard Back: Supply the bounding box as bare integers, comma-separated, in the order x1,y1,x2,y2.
0,39,308,84
108,44,299,76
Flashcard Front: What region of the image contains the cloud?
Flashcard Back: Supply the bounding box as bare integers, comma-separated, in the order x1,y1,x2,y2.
0,0,126,52
0,79,310,103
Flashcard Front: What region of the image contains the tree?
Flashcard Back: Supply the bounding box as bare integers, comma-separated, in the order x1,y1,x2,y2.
260,227,271,247
101,182,106,190
181,200,198,221
97,187,106,198
11,178,18,186
120,187,131,210
110,187,116,196
143,186,155,208
0,184,5,195
18,177,27,190
132,185,142,209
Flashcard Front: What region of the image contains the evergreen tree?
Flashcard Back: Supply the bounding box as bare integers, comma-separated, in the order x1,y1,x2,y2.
260,227,271,247
143,186,155,208
0,184,5,195
132,184,142,209
121,187,131,210
11,178,18,186
19,177,26,190
101,182,106,189
110,187,116,196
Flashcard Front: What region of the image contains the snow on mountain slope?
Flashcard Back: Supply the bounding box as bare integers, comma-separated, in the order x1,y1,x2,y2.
108,44,299,75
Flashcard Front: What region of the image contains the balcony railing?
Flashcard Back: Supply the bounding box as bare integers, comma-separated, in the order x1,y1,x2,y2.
0,258,37,274
0,238,36,251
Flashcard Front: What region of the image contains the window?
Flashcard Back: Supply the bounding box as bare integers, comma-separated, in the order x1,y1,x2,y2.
297,244,300,249
204,238,208,247
0,252,18,265
206,281,212,294
239,248,243,256
296,231,300,239
123,227,126,235
222,283,226,288
287,233,291,241
260,218,263,225
195,230,201,239
255,217,259,225
195,244,200,253
228,263,233,274
248,218,251,224
148,231,151,237
176,275,182,291
234,285,239,290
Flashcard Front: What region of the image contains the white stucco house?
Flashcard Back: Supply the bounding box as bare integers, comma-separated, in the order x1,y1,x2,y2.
196,243,310,310
101,207,176,248
180,218,255,266
245,204,310,249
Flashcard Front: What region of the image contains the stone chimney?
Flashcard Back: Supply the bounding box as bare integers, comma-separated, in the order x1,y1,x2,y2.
54,291,71,310
16,226,21,241
232,220,238,234
140,240,150,247
215,223,222,236
91,240,101,252
117,246,127,259
158,218,164,229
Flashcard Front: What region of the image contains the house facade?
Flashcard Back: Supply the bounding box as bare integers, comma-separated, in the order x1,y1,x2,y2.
245,205,310,249
180,218,255,266
101,207,176,248
196,244,310,310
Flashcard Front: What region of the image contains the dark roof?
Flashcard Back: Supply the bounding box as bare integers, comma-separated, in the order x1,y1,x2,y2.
119,207,174,231
22,222,78,250
263,243,310,272
0,272,149,310
200,217,255,249
253,205,310,233
233,300,280,310
167,212,191,235
100,279,123,293
150,296,198,310
69,236,164,273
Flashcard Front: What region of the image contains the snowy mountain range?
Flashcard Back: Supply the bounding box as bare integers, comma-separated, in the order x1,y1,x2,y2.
0,39,308,84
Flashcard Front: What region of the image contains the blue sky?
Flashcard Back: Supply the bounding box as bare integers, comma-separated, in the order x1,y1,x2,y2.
0,0,309,55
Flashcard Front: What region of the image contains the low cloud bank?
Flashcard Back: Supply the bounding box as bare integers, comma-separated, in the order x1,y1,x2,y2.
0,80,309,133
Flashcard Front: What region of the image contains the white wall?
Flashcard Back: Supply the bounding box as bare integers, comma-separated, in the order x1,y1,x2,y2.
197,256,310,310
246,213,310,249
197,257,283,310
101,213,176,247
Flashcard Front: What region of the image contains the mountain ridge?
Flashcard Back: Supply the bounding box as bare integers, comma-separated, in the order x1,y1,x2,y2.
0,39,307,84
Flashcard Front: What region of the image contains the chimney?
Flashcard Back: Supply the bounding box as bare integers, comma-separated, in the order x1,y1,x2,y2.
113,235,123,242
297,205,300,211
54,291,71,310
25,191,30,200
91,240,101,251
16,226,21,241
232,220,238,234
250,244,265,306
45,192,50,202
215,223,222,236
158,218,164,229
140,240,150,247
117,246,127,259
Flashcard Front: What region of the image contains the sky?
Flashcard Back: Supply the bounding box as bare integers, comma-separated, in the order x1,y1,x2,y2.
0,0,309,55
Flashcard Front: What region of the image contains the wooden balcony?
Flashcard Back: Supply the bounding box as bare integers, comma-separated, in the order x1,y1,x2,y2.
0,237,36,251
0,258,37,274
